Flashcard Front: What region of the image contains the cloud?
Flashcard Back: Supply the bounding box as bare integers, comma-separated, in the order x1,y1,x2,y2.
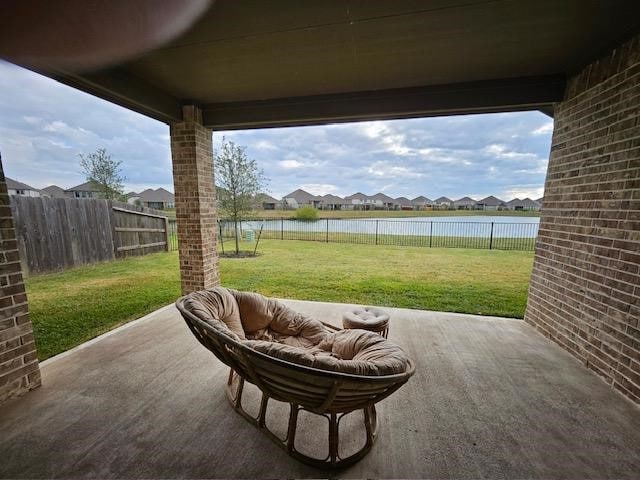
278,159,304,169
367,162,424,179
532,121,554,135
299,184,340,196
501,186,545,200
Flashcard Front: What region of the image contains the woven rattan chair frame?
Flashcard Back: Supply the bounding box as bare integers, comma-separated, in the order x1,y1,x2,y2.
176,296,415,468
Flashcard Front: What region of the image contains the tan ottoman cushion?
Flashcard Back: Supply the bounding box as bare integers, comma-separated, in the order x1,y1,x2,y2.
343,306,389,332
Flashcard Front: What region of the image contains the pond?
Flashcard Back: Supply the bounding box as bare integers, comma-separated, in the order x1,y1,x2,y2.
235,216,540,238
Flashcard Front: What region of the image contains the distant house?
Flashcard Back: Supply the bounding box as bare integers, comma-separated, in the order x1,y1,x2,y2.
476,195,507,210
282,189,321,209
133,188,175,209
370,193,396,210
433,196,454,209
394,197,413,210
344,192,374,210
411,196,433,210
6,178,41,197
41,185,68,198
507,198,540,211
319,194,348,210
256,193,282,210
453,196,477,210
65,181,102,199
536,197,544,208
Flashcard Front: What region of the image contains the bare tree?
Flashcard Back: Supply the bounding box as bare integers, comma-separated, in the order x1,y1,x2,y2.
79,148,125,200
215,138,266,255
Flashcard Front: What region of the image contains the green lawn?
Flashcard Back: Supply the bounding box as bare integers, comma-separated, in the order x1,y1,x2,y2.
26,240,534,360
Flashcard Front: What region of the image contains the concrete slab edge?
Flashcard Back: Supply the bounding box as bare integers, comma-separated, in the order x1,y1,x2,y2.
39,304,175,368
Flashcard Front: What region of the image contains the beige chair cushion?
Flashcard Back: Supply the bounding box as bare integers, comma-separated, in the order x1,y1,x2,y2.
183,287,245,339
246,329,410,376
232,289,328,349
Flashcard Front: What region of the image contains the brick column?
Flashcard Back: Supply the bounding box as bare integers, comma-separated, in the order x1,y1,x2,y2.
525,35,640,404
0,158,41,404
170,105,219,294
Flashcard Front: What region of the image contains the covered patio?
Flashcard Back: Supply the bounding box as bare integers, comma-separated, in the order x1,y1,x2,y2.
0,1,639,477
1,301,639,478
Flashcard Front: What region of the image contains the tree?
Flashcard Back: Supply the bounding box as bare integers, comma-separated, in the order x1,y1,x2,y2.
215,138,267,255
79,148,125,200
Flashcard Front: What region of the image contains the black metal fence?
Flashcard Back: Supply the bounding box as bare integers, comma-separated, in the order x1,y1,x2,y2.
209,218,539,251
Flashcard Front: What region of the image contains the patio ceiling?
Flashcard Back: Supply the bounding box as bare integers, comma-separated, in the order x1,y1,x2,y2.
30,0,640,129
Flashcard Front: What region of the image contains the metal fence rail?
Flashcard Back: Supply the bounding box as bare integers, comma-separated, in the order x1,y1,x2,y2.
200,218,539,251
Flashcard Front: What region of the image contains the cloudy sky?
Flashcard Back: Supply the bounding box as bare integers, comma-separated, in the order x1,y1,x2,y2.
0,60,553,200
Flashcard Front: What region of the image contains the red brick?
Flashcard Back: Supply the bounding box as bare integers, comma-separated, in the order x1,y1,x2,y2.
525,33,640,406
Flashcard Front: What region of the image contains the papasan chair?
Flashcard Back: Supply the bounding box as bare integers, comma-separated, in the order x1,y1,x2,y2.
176,287,415,468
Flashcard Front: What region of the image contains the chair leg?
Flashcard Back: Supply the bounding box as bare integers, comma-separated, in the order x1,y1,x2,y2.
328,412,339,464
286,404,299,452
258,393,269,428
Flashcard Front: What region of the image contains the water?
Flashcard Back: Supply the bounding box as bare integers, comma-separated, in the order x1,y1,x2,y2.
238,216,540,238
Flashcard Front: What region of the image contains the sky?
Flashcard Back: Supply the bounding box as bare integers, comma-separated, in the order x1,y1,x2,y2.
0,60,553,200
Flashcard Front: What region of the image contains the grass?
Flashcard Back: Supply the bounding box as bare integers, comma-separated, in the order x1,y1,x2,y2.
26,240,534,360
26,253,181,361
251,209,540,219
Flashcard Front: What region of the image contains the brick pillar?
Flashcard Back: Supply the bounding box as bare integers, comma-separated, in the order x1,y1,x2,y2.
0,158,41,404
525,34,640,404
170,105,219,294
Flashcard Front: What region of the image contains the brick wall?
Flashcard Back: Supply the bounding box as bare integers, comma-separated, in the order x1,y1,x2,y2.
525,35,640,404
170,105,220,294
0,161,41,404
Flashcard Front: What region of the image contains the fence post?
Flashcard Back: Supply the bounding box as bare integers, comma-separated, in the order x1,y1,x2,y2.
429,221,433,248
164,216,170,251
326,218,329,243
281,217,284,240
489,221,494,250
375,220,379,245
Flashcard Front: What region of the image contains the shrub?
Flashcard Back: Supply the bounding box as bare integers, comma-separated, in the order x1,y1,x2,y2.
295,206,319,221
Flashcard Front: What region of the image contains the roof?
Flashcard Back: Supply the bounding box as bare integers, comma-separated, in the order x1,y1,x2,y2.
507,198,522,206
137,188,175,202
520,198,541,207
454,196,476,203
5,177,38,191
41,185,67,198
477,195,506,206
65,181,101,193
412,196,432,204
11,2,639,129
257,193,280,204
282,189,319,202
370,193,395,203
344,192,369,201
320,194,346,204
395,197,412,206
434,196,453,203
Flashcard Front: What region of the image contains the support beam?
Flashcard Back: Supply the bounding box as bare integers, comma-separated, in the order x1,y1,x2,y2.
170,105,219,294
202,75,566,130
0,157,41,404
50,67,183,124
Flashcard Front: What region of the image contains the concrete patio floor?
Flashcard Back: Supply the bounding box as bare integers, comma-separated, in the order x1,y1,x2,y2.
1,299,639,479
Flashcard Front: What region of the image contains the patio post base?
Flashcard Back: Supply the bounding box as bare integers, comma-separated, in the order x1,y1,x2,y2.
225,369,378,468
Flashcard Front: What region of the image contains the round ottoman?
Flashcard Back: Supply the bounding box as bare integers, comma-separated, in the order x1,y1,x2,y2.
342,306,390,338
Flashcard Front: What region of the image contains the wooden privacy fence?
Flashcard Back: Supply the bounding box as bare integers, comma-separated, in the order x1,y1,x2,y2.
10,196,170,275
